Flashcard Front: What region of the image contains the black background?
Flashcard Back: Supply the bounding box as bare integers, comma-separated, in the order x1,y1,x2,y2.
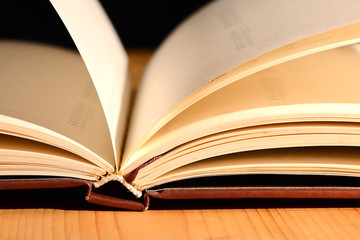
0,0,211,49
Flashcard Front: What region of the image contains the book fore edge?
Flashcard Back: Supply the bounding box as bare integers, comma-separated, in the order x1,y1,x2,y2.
92,173,142,198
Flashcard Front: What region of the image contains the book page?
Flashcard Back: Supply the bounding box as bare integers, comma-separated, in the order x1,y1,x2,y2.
137,147,360,190
0,134,105,180
50,0,130,170
134,122,360,186
0,41,115,172
124,0,360,169
121,44,360,173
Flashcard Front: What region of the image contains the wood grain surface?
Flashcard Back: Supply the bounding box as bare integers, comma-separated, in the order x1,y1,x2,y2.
2,208,360,239
2,50,360,240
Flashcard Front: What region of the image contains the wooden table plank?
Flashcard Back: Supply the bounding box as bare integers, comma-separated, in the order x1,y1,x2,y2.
2,208,360,239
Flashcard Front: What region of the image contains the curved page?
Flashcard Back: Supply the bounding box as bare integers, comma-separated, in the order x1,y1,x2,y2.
122,44,360,173
0,134,105,180
124,0,360,169
0,41,115,172
137,147,360,190
50,0,130,169
135,124,360,185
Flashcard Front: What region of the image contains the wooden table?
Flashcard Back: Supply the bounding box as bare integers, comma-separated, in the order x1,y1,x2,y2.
2,206,360,239
2,50,360,240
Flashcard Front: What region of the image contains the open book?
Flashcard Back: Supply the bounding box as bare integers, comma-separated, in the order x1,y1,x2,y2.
1,0,360,210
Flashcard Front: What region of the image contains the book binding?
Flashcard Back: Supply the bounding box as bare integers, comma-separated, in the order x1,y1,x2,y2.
93,173,142,198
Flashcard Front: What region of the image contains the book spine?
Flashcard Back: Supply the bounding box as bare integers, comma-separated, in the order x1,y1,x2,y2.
93,173,142,198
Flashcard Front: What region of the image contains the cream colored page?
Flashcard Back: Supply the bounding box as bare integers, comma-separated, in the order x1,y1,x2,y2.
124,0,360,166
0,134,105,177
0,41,115,171
50,0,130,168
134,122,360,185
138,147,360,190
121,44,360,172
123,23,360,172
